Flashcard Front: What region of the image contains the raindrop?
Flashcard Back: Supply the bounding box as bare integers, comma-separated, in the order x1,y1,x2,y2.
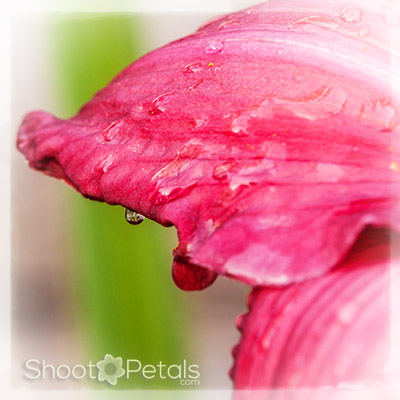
182,62,203,75
358,27,369,37
188,79,204,91
205,41,224,55
213,160,237,180
131,102,144,115
339,7,362,23
102,121,120,141
192,117,207,127
99,154,114,173
217,19,240,30
124,208,145,225
231,115,249,134
148,93,173,115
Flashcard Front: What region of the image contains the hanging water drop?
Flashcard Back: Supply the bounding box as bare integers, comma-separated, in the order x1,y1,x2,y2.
124,208,145,225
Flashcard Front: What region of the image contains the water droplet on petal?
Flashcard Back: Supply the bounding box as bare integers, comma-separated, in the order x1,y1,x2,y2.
231,115,249,134
148,92,174,115
182,62,203,75
360,99,396,129
189,117,207,128
358,27,369,37
102,121,121,141
205,40,224,55
99,154,114,173
213,160,237,179
217,19,240,30
188,79,204,91
124,208,145,225
340,7,362,23
131,102,144,115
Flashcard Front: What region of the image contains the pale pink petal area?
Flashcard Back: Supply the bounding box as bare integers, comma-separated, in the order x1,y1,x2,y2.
231,227,399,389
17,0,400,288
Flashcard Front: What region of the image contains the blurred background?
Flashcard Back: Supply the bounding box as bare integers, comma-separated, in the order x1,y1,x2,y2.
10,3,265,391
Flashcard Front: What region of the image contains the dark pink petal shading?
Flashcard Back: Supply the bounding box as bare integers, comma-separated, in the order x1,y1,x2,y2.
172,257,217,291
17,0,400,288
232,227,398,388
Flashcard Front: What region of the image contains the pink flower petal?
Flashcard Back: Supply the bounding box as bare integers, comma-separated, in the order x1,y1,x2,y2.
232,227,398,388
17,0,400,288
172,257,217,291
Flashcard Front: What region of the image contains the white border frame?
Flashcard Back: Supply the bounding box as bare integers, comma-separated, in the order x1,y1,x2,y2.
2,1,400,399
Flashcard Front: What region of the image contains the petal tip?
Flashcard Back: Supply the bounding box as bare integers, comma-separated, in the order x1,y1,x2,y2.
17,111,57,154
171,256,218,291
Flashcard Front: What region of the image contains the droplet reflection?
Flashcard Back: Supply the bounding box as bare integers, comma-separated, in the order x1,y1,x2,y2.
124,208,145,225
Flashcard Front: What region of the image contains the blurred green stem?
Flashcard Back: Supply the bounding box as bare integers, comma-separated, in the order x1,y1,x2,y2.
51,14,188,388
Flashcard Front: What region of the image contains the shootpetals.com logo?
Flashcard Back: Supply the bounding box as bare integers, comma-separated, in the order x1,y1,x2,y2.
24,355,200,386
97,354,126,385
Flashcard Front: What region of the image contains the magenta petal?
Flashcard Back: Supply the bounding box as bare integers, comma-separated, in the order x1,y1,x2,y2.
172,257,218,291
17,0,400,287
232,227,397,388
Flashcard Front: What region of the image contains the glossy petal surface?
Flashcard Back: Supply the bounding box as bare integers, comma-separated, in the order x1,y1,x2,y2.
17,0,400,287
